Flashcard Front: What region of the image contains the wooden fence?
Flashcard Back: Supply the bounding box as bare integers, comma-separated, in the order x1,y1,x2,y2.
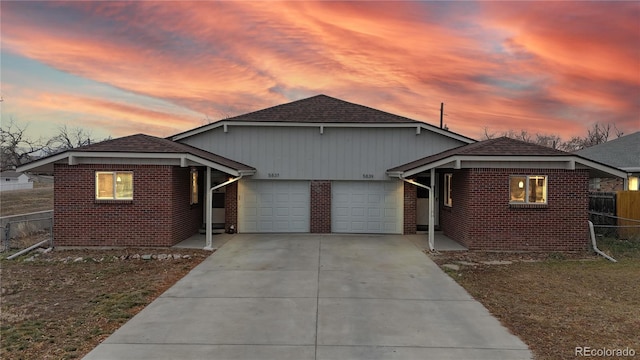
617,191,640,239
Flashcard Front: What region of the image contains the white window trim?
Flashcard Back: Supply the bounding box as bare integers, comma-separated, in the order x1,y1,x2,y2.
95,171,134,200
444,173,453,207
509,175,547,205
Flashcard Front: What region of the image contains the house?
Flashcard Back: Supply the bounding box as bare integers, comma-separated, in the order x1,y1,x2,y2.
575,131,640,192
17,95,627,251
0,171,33,192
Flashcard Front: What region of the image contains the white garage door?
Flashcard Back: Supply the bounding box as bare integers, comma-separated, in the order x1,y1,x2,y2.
238,180,309,233
332,181,403,234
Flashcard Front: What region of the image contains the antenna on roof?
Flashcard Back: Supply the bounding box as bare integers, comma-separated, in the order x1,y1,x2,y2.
440,102,444,129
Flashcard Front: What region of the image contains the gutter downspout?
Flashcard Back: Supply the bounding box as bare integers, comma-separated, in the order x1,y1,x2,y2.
400,176,435,251
588,221,616,262
205,174,244,251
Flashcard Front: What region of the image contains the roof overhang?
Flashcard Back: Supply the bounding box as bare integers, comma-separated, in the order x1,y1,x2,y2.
387,155,628,179
172,121,475,144
17,151,256,177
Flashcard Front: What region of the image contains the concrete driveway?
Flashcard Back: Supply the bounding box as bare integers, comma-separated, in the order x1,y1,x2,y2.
83,234,532,360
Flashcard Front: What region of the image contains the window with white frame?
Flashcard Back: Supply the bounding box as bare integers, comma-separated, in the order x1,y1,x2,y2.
509,175,547,204
444,173,453,207
190,168,199,205
96,172,133,200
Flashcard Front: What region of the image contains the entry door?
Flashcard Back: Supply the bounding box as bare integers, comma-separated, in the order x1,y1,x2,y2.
238,180,310,233
332,181,403,234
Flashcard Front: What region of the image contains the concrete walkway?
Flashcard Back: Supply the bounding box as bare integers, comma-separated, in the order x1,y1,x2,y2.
83,234,531,360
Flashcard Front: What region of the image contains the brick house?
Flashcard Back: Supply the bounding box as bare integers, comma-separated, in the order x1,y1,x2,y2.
18,95,627,251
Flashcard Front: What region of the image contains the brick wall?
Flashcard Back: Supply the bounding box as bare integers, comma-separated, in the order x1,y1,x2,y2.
224,181,238,232
403,182,417,234
310,180,331,233
440,168,589,251
54,164,202,247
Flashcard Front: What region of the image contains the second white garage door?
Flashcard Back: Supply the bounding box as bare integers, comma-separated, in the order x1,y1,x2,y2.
238,180,310,233
332,181,403,234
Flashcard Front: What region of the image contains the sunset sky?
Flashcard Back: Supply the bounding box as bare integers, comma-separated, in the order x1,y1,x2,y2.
1,1,639,142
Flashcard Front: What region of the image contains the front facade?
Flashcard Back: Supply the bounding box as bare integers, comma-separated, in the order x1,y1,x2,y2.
18,95,627,251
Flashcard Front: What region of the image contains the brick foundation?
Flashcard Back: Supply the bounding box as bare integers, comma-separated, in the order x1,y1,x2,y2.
440,168,590,251
403,182,417,234
53,164,202,247
310,180,331,233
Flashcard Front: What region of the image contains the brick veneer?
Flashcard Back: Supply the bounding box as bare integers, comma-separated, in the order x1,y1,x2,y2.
224,181,238,233
440,168,590,251
310,181,331,233
53,164,202,247
403,182,417,234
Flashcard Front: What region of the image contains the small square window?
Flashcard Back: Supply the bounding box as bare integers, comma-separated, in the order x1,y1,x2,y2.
96,171,133,200
510,175,547,204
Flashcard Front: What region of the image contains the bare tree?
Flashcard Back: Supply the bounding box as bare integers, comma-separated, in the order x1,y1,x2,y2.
45,125,96,154
0,119,46,171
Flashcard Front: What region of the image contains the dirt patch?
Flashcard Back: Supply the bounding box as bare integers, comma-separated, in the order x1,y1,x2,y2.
430,244,640,360
1,247,211,359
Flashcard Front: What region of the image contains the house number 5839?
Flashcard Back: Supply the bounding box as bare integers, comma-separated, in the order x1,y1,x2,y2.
362,174,374,179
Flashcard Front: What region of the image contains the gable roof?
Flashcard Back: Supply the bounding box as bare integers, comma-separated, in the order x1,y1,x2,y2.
171,95,475,143
387,136,627,179
17,134,255,176
223,95,420,124
575,132,640,172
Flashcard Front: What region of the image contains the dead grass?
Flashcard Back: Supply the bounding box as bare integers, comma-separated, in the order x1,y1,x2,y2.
0,185,54,216
431,240,640,360
0,248,210,359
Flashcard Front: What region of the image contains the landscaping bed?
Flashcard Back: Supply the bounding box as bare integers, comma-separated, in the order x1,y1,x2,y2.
430,239,640,360
1,248,211,359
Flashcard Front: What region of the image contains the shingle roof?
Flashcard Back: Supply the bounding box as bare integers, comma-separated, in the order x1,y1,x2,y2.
48,134,254,172
388,137,568,172
575,131,640,170
222,95,421,124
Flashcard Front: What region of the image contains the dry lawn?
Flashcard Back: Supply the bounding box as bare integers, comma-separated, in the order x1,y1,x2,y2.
0,185,54,216
1,248,210,359
431,239,640,360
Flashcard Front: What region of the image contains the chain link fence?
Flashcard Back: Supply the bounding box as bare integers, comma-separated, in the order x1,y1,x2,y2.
1,213,53,253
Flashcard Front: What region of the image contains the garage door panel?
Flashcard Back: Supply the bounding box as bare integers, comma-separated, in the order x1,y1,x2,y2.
239,181,310,233
332,181,402,234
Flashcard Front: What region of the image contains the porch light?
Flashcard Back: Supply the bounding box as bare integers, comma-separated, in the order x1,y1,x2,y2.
116,176,122,182
518,181,524,189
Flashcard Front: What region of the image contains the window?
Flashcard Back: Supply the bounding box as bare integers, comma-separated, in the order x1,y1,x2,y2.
510,175,547,204
190,168,199,205
444,173,453,207
96,172,133,200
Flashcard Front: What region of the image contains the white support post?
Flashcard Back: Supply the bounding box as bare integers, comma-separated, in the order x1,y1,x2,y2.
205,167,213,250
429,169,436,251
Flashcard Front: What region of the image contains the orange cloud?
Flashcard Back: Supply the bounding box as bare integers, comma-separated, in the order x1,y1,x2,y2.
1,1,638,142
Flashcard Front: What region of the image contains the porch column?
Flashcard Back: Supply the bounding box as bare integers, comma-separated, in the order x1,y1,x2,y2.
205,166,213,250
429,168,435,251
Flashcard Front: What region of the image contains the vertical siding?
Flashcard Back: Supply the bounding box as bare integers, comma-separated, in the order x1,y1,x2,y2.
180,126,465,180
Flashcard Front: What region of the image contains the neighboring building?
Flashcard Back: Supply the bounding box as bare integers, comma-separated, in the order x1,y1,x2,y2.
0,171,33,192
575,131,640,192
17,95,627,251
